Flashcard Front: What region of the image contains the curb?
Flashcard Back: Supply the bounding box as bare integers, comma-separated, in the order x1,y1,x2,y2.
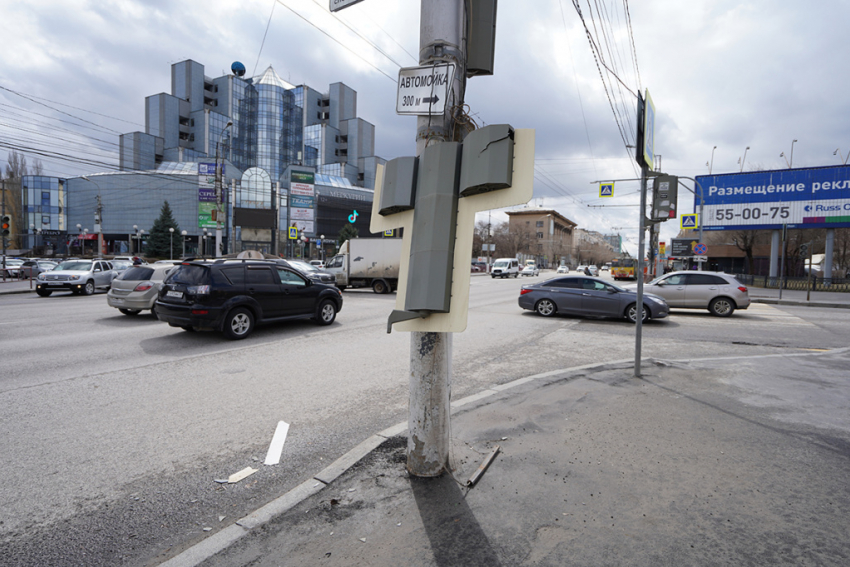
751,298,850,309
0,287,35,295
157,357,635,567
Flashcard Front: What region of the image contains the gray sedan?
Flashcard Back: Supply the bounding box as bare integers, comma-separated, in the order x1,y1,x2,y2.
107,263,176,316
518,275,669,323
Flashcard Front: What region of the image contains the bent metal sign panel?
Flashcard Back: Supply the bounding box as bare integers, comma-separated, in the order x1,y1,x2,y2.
695,165,850,231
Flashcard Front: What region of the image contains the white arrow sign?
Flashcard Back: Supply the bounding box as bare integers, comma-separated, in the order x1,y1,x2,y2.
396,63,456,116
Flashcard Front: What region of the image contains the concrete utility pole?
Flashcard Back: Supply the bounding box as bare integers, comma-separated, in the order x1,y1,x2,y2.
634,164,648,377
407,0,466,477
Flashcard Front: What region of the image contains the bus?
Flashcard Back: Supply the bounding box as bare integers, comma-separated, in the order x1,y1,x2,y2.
611,257,636,280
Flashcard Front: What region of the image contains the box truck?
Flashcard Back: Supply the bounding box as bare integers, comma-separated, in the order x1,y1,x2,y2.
325,238,402,294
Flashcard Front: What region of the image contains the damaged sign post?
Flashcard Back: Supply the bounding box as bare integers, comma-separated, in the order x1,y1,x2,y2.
372,0,532,480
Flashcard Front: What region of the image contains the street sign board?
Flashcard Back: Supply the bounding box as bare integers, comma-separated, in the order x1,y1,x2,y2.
693,243,707,255
599,182,614,198
329,0,364,12
681,213,698,230
694,256,707,262
695,165,850,231
642,89,655,171
671,238,698,257
288,227,298,240
396,63,456,116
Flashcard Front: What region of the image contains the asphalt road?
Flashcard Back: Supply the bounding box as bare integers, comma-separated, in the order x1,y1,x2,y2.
1,272,848,566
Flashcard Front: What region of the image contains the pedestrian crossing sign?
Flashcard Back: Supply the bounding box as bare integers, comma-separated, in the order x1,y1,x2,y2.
599,182,614,198
288,226,298,239
384,229,394,237
680,214,698,230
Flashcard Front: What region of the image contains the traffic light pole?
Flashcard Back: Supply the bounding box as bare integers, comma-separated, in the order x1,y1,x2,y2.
407,0,465,477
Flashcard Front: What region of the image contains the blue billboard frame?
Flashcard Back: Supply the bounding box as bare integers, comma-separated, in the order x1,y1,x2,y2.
695,165,850,231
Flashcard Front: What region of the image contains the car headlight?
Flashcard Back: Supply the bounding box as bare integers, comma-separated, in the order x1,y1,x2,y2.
69,275,81,281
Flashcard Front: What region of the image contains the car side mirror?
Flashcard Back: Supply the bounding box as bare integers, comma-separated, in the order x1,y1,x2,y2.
656,280,665,286
94,268,101,272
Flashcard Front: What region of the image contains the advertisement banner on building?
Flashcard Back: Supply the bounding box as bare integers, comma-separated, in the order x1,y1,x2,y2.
290,208,315,221
695,165,850,231
290,195,314,209
198,162,222,202
291,220,314,234
198,202,217,228
290,171,315,197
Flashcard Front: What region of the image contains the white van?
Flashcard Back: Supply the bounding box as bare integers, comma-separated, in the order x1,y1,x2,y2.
491,258,520,278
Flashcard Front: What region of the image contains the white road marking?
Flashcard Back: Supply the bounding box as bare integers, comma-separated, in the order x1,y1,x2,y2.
264,420,290,466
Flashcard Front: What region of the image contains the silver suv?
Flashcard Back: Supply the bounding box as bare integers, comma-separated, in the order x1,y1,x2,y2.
36,259,116,297
638,271,750,317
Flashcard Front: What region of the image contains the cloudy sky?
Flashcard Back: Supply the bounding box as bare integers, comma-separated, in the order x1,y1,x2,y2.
2,0,848,253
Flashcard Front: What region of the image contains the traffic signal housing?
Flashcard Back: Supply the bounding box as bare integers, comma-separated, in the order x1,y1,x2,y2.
1,215,10,237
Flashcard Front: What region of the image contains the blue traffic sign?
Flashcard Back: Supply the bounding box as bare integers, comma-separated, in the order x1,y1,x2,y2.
599,182,614,198
288,227,298,240
680,214,698,230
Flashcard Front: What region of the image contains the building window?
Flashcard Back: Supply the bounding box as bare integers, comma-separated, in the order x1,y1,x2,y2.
42,216,50,224
536,221,544,227
536,232,543,239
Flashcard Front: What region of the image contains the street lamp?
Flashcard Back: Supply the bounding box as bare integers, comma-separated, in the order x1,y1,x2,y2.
202,228,208,258
215,120,234,258
83,228,89,257
181,230,187,259
707,146,717,174
790,139,798,168
300,234,306,258
320,234,325,262
76,224,82,256
780,152,790,169
29,223,35,253
834,148,848,165
132,224,138,256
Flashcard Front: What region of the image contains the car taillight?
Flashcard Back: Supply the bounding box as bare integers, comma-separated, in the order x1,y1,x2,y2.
191,309,209,315
134,281,154,292
520,288,533,295
188,285,210,295
738,286,748,293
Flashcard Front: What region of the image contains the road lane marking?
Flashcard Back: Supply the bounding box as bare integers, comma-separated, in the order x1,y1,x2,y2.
264,421,290,466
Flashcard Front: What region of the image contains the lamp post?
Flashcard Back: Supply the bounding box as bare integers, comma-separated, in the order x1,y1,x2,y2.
169,227,174,260
835,149,846,165
81,176,103,257
739,146,750,172
215,120,234,258
320,234,325,262
202,228,208,258
299,234,306,258
707,146,717,174
29,223,35,253
138,229,144,257
76,224,82,256
790,139,798,168
83,228,89,257
181,230,187,259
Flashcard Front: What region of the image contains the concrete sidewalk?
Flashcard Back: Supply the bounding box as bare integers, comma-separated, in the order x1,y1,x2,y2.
161,349,850,567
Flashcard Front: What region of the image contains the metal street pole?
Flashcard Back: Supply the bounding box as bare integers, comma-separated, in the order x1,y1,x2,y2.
407,0,465,478
215,121,233,258
169,227,174,260
181,230,187,259
634,164,648,378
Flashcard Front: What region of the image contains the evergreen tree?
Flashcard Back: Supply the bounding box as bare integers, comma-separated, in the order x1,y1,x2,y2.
146,201,180,258
338,223,358,247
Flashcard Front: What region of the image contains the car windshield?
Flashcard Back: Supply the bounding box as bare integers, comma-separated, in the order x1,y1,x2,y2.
56,261,93,271
118,267,155,280
494,261,509,268
166,264,210,285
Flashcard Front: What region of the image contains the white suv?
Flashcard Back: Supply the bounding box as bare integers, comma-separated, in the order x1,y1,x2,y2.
637,271,750,317
36,259,116,296
491,258,520,278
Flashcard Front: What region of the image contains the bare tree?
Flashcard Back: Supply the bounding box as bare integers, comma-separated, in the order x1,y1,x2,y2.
31,158,44,176
5,150,28,179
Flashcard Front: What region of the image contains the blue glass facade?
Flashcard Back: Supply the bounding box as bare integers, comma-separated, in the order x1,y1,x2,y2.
21,175,65,231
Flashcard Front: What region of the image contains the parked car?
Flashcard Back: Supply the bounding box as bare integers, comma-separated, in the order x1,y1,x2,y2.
576,265,599,276
155,259,343,340
111,260,133,274
632,271,750,317
17,260,57,279
521,264,540,277
471,261,489,273
518,275,668,323
491,258,520,278
556,265,570,274
309,260,325,269
2,258,24,277
107,263,176,316
286,259,337,284
35,259,116,296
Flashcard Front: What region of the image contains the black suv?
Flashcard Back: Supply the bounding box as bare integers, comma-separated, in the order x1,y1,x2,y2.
155,259,343,340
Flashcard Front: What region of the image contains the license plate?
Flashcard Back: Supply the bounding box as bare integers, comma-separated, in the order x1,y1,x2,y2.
112,298,124,304
166,290,183,298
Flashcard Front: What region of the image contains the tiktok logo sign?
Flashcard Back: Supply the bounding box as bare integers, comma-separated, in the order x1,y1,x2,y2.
348,210,359,223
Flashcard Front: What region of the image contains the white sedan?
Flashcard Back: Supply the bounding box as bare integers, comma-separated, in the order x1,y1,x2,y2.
520,265,540,277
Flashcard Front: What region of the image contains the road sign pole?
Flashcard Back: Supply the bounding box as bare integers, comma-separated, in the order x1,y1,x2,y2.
407,0,465,478
634,164,648,378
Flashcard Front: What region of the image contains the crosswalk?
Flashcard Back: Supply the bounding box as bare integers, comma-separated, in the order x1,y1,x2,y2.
671,302,817,327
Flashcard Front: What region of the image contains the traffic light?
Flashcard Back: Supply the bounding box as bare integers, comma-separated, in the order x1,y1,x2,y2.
799,243,809,257
1,215,10,237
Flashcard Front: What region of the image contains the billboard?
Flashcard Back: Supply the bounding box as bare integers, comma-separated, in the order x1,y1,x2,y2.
695,165,850,231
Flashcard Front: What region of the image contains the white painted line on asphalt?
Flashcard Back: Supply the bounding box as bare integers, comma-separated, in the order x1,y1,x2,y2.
264,420,290,466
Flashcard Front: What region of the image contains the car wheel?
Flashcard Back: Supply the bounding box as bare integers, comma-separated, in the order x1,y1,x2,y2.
626,303,649,323
316,299,337,325
223,307,254,340
36,289,52,297
491,275,496,279
709,297,735,317
82,280,95,295
119,308,141,316
372,280,387,294
535,299,557,317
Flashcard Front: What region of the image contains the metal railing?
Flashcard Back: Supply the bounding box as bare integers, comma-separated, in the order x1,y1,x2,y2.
735,274,850,292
